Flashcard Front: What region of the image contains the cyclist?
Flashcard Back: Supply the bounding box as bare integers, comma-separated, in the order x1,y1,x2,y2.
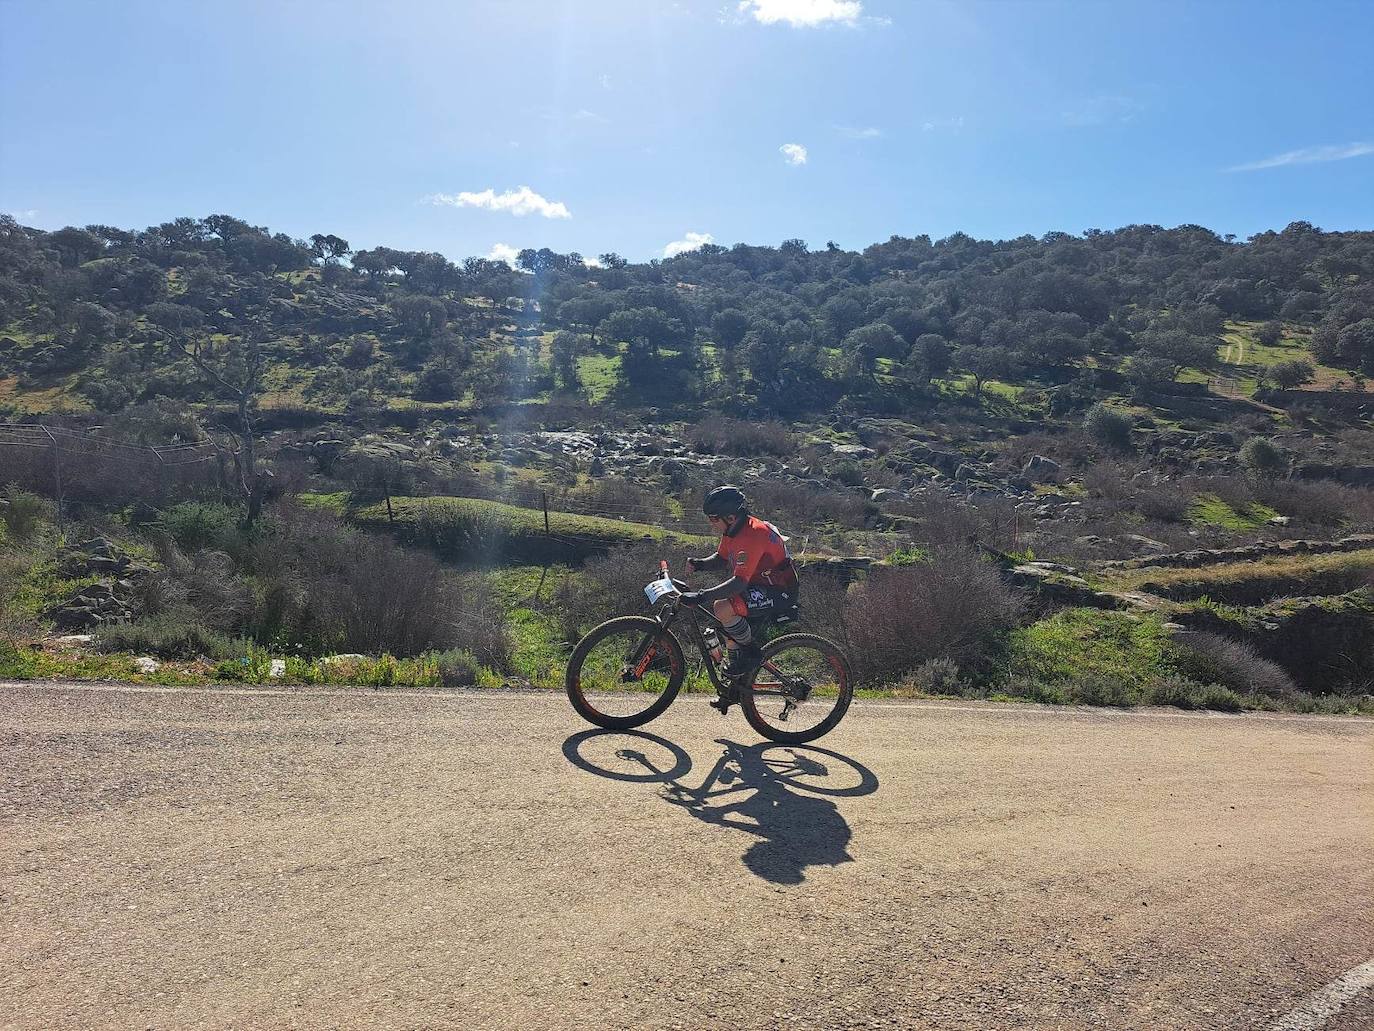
679,485,799,698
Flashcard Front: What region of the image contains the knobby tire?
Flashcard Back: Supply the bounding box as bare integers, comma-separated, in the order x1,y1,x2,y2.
739,632,853,744
565,615,686,730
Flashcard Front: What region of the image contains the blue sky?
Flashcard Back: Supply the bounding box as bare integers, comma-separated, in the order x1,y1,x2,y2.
2,0,1372,264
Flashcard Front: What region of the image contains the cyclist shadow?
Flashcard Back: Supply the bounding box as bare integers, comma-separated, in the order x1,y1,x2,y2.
562,730,879,885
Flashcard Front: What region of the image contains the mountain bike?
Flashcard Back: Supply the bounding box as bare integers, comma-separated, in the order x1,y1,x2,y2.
564,561,854,744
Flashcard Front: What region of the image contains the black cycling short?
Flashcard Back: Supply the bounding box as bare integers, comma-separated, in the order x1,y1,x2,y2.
739,584,800,621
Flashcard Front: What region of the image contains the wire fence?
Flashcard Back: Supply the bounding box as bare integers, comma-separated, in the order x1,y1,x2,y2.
0,422,220,525
0,424,217,466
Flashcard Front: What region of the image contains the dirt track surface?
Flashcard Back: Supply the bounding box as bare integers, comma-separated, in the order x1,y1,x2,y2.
2,682,1372,1031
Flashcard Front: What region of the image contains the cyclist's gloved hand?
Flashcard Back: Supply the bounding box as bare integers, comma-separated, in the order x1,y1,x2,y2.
678,591,703,606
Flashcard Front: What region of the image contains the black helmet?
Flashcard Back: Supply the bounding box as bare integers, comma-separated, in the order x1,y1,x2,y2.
703,485,748,518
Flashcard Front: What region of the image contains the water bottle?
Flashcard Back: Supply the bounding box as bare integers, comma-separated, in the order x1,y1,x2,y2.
702,627,724,663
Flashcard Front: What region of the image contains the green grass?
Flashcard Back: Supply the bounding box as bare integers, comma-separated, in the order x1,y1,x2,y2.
1009,609,1175,691
1208,321,1350,395
487,565,573,688
1187,493,1279,530
576,351,621,403
297,491,349,513
355,495,711,565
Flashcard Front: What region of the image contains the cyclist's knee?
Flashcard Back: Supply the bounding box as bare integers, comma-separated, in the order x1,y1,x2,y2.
711,598,736,621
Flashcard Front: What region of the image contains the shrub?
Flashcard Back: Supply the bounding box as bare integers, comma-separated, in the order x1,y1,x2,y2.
0,550,34,646
1169,631,1296,698
156,501,241,552
431,648,483,687
97,617,241,660
1253,479,1374,530
0,642,36,678
1063,674,1136,707
889,492,1023,553
831,461,865,487
0,486,52,539
1239,437,1288,479
843,551,1024,684
1137,483,1191,524
151,542,253,630
552,541,667,644
1141,675,1207,709
897,657,970,697
1200,683,1244,712
687,417,795,458
1083,404,1134,451
743,480,869,531
230,503,516,666
1270,358,1315,389
565,476,660,525
996,676,1069,705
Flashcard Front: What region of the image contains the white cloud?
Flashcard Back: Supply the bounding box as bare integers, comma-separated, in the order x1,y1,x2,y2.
739,0,863,27
428,186,571,219
837,125,882,139
780,142,809,165
486,243,521,268
3,209,38,222
921,116,965,132
573,108,608,123
599,73,613,90
663,231,714,258
582,255,604,269
1226,142,1374,173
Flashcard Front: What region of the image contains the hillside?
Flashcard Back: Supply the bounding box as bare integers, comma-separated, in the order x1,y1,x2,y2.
2,214,1373,711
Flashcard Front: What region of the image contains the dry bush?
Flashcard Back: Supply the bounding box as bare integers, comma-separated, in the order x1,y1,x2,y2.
1171,631,1296,698
564,476,661,525
234,502,514,665
999,430,1082,472
1254,479,1374,531
138,543,252,631
687,417,795,458
1081,461,1139,502
1199,474,1257,513
1136,482,1192,524
791,568,851,645
552,541,667,644
888,493,1022,553
842,551,1024,684
0,551,35,646
745,480,870,531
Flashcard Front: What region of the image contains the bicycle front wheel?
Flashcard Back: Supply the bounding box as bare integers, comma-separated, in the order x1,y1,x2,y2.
740,633,853,744
565,616,685,730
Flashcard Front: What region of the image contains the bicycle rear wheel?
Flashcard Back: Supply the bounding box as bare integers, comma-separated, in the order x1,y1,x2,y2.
739,633,853,744
565,616,685,730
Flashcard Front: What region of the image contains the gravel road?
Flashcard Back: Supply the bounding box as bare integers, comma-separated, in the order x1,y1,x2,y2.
2,681,1371,1030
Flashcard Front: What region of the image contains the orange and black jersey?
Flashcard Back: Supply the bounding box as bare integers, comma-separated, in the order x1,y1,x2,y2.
715,515,798,589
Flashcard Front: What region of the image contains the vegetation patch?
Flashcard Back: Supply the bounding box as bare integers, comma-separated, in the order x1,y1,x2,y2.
1009,609,1174,692
1187,492,1279,531
1108,548,1374,603
357,495,711,565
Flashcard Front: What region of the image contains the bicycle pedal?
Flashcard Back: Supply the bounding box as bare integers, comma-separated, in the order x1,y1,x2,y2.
709,696,734,715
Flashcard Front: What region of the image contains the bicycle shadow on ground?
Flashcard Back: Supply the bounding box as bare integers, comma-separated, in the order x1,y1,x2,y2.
562,730,879,885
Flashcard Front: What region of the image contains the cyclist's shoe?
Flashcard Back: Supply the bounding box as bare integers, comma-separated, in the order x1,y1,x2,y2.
721,642,763,680
710,680,740,715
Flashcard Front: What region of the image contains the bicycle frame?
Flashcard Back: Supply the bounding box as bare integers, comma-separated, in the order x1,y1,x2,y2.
632,575,800,704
